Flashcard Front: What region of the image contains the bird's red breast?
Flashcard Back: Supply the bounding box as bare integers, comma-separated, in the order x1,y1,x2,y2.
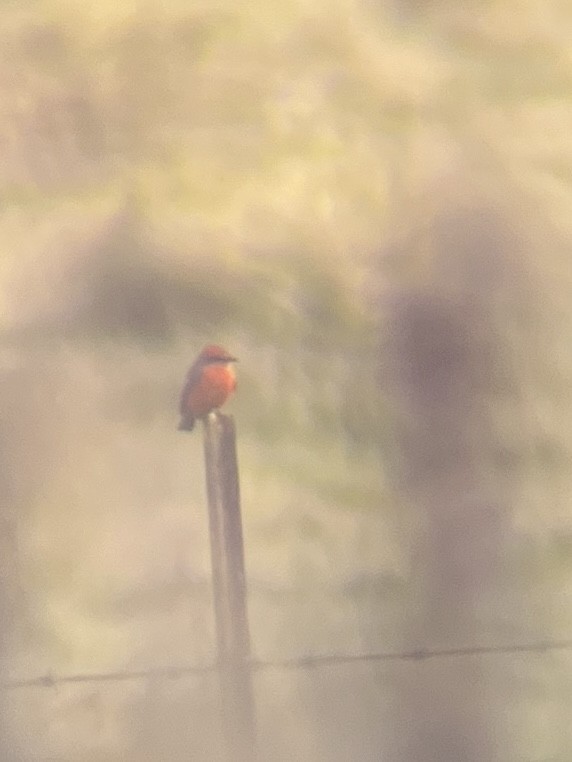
178,345,237,431
185,362,236,418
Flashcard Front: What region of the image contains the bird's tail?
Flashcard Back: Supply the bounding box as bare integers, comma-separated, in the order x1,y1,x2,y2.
177,416,195,432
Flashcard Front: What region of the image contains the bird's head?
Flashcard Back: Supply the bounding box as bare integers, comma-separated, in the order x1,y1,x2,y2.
199,344,238,365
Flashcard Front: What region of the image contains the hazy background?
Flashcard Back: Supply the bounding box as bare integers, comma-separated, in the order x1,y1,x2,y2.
1,0,571,760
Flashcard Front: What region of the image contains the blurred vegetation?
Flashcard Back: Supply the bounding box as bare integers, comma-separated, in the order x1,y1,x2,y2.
1,0,572,760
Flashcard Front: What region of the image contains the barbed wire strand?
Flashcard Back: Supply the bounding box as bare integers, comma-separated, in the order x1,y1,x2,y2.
2,638,572,691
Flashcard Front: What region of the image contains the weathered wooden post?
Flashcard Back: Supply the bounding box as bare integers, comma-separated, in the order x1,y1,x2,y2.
202,411,257,762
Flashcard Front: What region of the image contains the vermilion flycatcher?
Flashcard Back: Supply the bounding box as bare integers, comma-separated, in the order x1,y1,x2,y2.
178,344,238,431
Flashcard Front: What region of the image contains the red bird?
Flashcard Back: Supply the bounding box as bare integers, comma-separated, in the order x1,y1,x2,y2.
178,344,238,431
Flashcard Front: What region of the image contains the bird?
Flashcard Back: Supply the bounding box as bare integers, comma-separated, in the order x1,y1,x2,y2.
178,344,238,431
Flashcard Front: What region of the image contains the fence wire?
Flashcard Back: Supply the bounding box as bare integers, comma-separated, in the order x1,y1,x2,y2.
3,638,572,691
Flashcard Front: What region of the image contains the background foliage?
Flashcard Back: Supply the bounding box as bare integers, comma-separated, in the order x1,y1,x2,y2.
1,0,572,759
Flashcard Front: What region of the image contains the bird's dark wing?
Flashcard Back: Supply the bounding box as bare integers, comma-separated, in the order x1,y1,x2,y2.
179,358,203,417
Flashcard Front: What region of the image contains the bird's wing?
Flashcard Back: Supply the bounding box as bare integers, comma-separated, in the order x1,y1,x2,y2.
179,358,203,416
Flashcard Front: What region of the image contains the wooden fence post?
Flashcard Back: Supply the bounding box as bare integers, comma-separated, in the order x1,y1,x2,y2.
202,411,257,762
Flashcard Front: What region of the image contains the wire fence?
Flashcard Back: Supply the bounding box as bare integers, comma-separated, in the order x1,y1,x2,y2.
3,637,572,691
